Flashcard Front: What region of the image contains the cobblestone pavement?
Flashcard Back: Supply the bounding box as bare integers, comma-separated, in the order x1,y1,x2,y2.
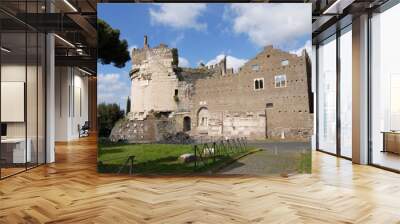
218,141,311,175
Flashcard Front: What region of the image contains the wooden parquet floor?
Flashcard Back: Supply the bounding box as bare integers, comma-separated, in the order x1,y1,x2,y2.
1,135,400,223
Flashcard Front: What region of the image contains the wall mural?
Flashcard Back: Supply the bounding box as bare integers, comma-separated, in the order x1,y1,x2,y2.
97,3,313,176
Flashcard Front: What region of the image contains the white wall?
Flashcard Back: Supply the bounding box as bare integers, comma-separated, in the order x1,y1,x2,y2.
71,72,89,138
54,67,89,141
1,62,47,164
55,66,69,141
1,65,40,137
1,65,26,128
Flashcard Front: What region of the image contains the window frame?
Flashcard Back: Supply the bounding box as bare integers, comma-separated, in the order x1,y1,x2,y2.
254,78,264,90
252,64,260,71
281,59,289,66
274,74,287,88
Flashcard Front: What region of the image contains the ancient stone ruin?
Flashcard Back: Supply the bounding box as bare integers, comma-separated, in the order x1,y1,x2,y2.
110,36,313,143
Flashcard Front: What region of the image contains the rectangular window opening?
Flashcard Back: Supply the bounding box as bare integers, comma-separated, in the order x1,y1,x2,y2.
274,75,287,88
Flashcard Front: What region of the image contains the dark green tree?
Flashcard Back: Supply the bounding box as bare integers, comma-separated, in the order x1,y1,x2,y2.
97,103,125,137
171,48,179,66
126,96,131,114
97,19,131,68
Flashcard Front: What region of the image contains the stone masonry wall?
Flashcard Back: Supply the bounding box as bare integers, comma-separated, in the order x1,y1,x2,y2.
130,44,179,120
189,46,313,140
109,118,157,143
109,116,177,143
204,111,266,139
126,38,313,141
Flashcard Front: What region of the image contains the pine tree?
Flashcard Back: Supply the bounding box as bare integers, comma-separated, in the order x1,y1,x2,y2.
126,96,131,115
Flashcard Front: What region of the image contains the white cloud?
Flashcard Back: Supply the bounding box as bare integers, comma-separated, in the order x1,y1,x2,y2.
98,73,130,108
149,4,207,31
290,40,311,56
206,54,248,72
179,57,190,67
225,4,311,48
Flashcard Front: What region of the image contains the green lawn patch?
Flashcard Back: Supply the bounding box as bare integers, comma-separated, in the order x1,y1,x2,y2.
98,143,252,174
298,151,312,173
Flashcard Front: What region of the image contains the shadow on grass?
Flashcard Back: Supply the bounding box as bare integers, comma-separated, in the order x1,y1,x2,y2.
98,148,125,156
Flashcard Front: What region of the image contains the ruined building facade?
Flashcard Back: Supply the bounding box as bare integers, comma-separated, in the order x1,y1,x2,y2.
118,36,313,142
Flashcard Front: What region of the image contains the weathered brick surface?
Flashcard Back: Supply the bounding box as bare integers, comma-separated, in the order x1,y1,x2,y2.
110,116,177,143
125,38,313,141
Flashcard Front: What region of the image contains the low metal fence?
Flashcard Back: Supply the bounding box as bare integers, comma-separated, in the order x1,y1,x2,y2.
97,155,136,175
98,137,249,174
193,137,248,168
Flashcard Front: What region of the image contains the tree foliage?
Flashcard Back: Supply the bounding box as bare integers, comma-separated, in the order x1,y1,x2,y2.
171,48,179,66
97,19,130,68
126,96,131,114
98,103,125,137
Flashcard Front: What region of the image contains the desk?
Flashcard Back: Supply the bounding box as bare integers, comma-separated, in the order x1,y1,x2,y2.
1,138,31,164
382,131,400,154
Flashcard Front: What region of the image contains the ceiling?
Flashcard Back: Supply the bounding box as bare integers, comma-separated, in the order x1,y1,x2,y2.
311,0,390,43
1,0,394,73
0,0,97,74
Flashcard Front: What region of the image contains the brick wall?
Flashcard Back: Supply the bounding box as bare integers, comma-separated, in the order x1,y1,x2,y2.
188,46,313,140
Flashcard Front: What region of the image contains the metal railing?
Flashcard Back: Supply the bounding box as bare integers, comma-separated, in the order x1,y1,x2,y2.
98,137,249,174
117,156,135,175
193,137,248,168
97,155,136,175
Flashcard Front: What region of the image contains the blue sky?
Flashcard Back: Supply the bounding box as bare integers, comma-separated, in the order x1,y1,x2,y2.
98,3,311,108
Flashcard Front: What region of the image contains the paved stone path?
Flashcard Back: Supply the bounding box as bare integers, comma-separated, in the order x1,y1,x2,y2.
218,141,311,175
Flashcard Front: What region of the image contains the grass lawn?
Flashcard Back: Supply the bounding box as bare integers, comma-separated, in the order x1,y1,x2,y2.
98,143,250,174
298,151,312,173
